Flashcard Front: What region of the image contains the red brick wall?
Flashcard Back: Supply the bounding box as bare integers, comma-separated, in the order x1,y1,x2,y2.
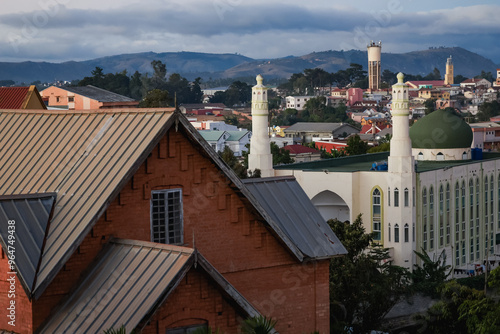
142,268,244,334
0,249,33,333
4,125,330,333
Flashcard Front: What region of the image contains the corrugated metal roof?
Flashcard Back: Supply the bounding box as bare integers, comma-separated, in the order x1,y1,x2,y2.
0,86,30,109
0,193,55,295
198,130,226,141
0,109,175,299
39,239,262,334
226,130,250,141
60,85,136,103
39,239,195,334
242,177,347,259
284,122,351,133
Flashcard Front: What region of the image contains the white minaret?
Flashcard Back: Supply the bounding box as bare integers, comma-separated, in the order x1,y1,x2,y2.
248,74,273,177
387,72,416,270
389,73,413,174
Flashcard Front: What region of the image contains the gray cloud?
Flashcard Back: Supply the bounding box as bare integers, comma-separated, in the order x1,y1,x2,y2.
0,3,498,63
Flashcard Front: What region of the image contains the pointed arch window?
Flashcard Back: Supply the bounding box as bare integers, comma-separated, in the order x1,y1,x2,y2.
388,187,391,206
394,224,400,243
394,188,399,207
429,186,434,250
422,187,428,251
404,188,409,207
372,188,382,241
439,185,444,248
404,224,409,243
388,223,391,242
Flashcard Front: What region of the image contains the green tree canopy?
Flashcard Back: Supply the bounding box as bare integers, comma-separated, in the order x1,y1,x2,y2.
329,215,410,333
345,134,369,156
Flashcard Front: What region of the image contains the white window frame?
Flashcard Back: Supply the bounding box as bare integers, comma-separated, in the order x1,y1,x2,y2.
151,189,183,245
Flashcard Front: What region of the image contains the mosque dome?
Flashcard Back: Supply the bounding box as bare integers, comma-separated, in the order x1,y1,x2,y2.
409,109,472,149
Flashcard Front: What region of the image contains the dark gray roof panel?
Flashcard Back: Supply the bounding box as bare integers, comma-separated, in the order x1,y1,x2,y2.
61,85,136,103
0,193,55,294
242,177,347,259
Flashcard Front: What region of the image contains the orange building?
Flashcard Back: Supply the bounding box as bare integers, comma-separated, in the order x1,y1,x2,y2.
41,85,139,109
0,109,346,334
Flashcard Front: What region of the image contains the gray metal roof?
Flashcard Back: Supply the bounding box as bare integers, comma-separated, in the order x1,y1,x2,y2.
0,109,175,299
284,122,357,133
242,177,347,259
0,193,55,296
39,239,261,334
60,85,137,103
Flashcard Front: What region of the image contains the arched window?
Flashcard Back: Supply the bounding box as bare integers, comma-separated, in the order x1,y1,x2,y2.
418,152,424,160
404,223,409,243
404,188,409,207
429,186,434,250
446,184,450,245
394,188,399,207
422,187,428,251
475,178,480,260
388,187,391,206
388,223,391,242
372,188,382,241
437,152,444,161
455,182,460,248
439,184,444,248
394,224,400,243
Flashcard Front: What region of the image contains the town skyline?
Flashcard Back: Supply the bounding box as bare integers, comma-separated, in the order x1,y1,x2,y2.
1,0,499,64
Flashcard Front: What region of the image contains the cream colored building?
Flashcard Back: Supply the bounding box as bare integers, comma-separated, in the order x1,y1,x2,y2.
269,74,500,271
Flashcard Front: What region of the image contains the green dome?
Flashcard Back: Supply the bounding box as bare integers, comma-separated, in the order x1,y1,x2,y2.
409,109,473,149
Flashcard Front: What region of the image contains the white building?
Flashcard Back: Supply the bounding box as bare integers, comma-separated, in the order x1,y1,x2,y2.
269,74,500,271
285,96,315,111
198,130,251,156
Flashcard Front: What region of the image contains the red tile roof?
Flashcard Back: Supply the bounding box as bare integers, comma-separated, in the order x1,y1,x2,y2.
0,86,30,109
283,144,320,154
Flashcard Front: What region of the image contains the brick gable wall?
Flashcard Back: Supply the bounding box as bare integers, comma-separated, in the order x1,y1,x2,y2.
1,125,330,334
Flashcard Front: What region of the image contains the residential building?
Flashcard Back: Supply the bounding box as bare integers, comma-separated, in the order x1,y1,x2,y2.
418,88,450,100
198,130,251,156
284,122,359,143
41,85,139,109
495,69,500,87
0,85,46,109
0,108,346,333
179,103,227,114
460,78,492,89
282,144,322,162
470,122,500,151
285,95,314,111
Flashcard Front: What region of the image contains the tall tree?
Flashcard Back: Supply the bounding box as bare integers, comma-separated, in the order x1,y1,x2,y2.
329,215,410,333
345,134,369,156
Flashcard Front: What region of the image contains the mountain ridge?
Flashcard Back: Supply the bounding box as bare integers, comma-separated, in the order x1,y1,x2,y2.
0,47,497,84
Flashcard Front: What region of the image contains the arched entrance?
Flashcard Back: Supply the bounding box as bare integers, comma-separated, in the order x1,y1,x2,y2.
311,190,350,222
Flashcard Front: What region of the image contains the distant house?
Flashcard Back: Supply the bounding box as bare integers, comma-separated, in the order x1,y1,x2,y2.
405,80,445,89
179,103,227,115
199,130,252,156
460,78,492,89
0,85,46,109
41,85,139,109
285,96,315,111
282,144,322,162
284,122,359,143
469,122,500,150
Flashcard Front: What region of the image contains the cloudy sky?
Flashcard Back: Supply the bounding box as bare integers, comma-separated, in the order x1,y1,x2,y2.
1,0,499,63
